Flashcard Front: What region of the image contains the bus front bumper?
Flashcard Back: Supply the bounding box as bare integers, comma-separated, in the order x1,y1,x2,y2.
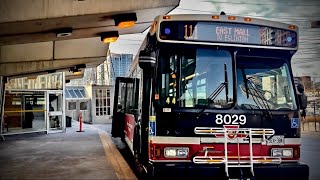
148,162,309,179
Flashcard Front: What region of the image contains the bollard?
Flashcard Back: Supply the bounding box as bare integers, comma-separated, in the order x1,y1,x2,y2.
77,112,84,132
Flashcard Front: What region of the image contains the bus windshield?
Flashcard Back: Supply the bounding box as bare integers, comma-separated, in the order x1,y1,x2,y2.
157,46,233,108
236,57,297,110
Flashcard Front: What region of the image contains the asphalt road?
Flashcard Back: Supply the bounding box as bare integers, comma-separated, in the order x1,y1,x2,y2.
301,132,320,180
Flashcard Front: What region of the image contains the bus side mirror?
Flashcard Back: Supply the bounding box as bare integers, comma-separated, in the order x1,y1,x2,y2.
299,94,307,110
296,84,307,110
139,50,156,70
297,84,304,94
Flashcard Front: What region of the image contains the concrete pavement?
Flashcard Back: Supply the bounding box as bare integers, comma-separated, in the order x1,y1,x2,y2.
301,131,320,180
0,120,136,180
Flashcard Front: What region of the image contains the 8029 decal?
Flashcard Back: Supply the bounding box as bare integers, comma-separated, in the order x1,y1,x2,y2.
215,114,246,125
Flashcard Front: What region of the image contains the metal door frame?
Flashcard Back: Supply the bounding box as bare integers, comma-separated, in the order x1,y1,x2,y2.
46,91,65,133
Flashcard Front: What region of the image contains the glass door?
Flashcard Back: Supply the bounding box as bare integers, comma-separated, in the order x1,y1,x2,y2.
47,91,63,133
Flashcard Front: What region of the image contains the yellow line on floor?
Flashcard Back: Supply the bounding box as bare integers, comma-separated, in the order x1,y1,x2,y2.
97,129,137,180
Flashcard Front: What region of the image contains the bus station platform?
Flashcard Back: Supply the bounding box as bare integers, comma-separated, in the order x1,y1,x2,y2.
0,120,137,180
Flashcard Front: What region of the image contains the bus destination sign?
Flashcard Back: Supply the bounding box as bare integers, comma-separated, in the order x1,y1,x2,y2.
160,21,297,48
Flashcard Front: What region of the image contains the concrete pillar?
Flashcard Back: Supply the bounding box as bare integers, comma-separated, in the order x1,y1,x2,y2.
0,76,5,139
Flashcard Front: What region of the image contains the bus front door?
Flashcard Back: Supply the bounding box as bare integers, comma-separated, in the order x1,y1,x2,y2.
111,77,139,138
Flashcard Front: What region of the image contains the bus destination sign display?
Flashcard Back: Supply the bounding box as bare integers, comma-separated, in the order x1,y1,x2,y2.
160,21,297,48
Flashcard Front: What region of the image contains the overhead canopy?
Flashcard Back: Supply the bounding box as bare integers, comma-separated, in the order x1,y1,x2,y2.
0,0,180,77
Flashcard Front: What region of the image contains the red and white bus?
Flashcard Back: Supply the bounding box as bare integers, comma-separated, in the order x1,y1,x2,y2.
112,13,309,179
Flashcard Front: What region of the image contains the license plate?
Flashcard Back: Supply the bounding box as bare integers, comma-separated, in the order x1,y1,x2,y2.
266,135,284,145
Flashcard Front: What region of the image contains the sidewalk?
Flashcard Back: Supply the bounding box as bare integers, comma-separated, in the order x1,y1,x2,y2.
301,122,320,133
0,120,136,180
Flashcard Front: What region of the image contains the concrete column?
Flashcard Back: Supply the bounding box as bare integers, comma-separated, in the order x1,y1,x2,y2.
0,76,6,139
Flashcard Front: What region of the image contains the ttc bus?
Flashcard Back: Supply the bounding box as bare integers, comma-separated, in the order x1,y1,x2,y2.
112,14,309,179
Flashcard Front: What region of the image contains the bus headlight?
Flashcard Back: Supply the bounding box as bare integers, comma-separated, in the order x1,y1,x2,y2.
271,148,293,158
164,147,189,158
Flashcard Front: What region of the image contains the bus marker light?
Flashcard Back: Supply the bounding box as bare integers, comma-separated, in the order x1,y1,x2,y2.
293,147,300,158
155,147,161,158
228,16,236,20
163,16,171,20
289,25,296,29
244,17,252,22
212,15,219,19
155,94,159,100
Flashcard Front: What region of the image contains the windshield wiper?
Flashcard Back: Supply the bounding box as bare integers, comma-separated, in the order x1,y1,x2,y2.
196,64,229,119
246,77,273,120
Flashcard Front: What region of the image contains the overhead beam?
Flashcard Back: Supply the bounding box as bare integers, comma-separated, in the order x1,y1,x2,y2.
0,57,105,77
0,37,108,76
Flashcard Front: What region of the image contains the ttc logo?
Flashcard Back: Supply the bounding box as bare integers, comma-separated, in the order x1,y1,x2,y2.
215,125,248,140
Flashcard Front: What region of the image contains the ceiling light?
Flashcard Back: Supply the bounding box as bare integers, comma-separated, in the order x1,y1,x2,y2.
73,71,82,75
56,28,72,38
113,13,137,28
100,31,119,43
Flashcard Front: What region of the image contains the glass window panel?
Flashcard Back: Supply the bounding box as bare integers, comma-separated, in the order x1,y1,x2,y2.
107,99,110,106
79,89,86,98
68,90,77,98
95,89,99,98
68,102,77,110
80,102,87,110
100,98,103,107
159,47,233,108
74,90,82,98
107,107,111,115
3,91,47,133
65,89,71,98
236,57,297,110
100,108,104,116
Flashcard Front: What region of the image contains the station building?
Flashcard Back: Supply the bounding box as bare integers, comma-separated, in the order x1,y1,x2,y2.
2,72,66,135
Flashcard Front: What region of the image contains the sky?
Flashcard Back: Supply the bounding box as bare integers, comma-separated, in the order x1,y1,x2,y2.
110,0,320,80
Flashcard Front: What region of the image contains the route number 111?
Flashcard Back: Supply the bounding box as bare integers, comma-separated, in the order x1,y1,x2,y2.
184,25,198,39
